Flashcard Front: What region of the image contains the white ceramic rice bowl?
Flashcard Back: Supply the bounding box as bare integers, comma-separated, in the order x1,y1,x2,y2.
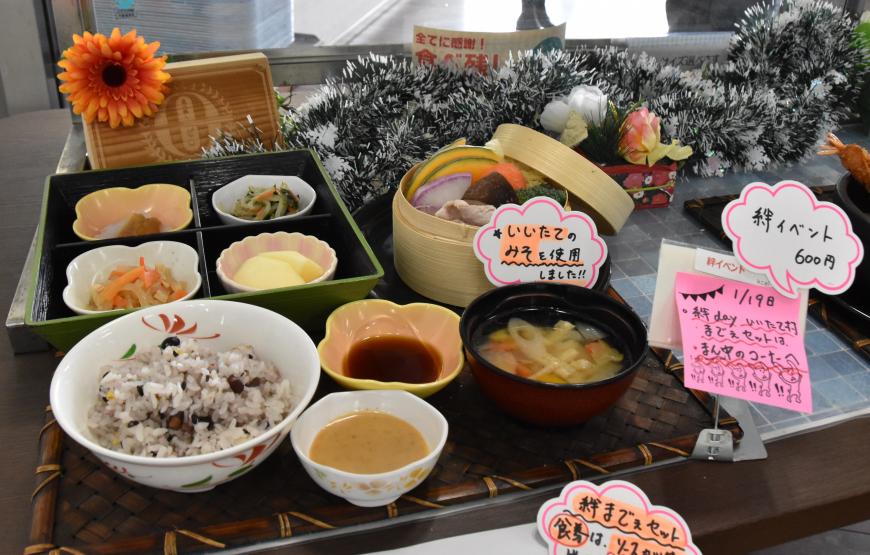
49,300,320,492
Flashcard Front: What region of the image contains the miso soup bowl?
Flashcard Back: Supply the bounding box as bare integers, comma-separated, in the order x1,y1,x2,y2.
291,390,448,507
459,283,648,426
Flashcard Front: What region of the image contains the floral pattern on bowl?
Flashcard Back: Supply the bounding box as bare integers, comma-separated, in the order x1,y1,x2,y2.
72,184,193,241
291,390,448,507
318,300,463,398
216,231,338,294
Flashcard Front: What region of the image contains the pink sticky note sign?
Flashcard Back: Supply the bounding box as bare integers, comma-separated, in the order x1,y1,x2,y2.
473,197,607,287
675,272,811,413
538,479,700,555
722,180,864,298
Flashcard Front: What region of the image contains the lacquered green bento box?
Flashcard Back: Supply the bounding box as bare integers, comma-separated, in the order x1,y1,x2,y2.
25,150,384,351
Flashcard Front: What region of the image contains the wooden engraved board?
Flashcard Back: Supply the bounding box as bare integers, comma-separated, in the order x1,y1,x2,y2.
83,53,281,169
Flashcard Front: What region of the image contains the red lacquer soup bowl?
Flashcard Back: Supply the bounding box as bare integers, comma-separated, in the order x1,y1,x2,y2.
460,283,648,426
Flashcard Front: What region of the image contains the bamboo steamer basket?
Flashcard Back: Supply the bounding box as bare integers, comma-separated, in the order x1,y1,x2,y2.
491,124,633,235
393,169,565,308
393,186,491,306
393,125,632,307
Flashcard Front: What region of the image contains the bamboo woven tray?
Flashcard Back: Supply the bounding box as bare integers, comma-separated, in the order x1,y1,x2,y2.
27,196,741,554
29,342,738,555
684,186,870,362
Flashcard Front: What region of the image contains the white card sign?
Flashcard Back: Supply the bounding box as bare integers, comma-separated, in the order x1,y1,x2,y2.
648,241,808,351
693,248,771,287
722,180,864,298
473,197,608,288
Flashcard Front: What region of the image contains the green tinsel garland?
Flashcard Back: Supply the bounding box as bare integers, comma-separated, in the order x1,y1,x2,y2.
204,0,867,211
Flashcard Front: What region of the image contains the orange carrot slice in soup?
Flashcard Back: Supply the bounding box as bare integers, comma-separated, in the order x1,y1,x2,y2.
515,364,532,377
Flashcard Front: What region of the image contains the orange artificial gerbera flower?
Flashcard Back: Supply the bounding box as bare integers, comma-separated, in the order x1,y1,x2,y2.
57,28,170,128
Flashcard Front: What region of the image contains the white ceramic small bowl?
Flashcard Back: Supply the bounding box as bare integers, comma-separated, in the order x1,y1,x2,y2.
291,390,448,507
211,175,317,225
62,241,203,315
50,300,321,492
216,231,338,294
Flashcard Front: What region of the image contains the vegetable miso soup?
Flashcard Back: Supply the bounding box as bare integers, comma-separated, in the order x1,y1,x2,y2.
475,317,625,384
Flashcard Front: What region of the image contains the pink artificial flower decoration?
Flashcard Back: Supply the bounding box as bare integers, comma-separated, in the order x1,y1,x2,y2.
619,106,693,166
619,107,661,166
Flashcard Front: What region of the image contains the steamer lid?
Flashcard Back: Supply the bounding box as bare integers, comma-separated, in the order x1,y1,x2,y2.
491,124,633,235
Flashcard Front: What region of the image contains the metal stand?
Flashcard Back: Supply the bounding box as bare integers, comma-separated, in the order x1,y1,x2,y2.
691,395,735,461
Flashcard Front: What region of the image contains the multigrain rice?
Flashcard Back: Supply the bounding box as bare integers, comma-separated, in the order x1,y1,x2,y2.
87,338,293,457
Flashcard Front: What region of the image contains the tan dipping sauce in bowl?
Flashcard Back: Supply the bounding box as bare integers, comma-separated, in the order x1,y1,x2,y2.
309,411,429,473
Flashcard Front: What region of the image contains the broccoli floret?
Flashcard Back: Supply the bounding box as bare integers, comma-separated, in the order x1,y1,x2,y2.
516,185,567,205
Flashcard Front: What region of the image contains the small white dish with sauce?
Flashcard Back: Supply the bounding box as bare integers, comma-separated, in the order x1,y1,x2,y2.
290,390,448,507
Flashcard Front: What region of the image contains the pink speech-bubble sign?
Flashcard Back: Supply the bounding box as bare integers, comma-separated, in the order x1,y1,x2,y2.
722,180,864,299
473,197,607,287
537,479,700,555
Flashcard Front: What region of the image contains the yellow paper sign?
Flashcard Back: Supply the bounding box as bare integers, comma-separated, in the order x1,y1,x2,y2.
412,24,566,71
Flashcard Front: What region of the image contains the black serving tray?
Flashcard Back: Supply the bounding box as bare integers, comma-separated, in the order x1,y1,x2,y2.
25,150,384,351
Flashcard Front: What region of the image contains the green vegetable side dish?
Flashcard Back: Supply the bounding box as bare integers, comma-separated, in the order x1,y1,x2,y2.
516,184,567,205
231,183,301,221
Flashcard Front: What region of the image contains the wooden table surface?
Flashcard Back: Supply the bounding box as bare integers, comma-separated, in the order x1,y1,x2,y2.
1,110,868,555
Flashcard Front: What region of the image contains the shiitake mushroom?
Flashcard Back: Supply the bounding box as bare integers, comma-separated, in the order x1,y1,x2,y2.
462,172,518,207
